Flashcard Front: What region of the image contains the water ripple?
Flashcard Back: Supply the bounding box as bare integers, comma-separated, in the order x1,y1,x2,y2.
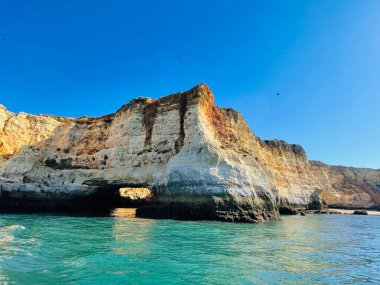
0,214,379,284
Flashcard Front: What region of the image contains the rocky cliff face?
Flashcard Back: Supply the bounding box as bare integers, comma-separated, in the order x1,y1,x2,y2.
310,161,380,209
0,84,379,222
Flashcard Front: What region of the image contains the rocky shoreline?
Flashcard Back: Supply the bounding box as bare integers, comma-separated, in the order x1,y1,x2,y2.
1,84,379,222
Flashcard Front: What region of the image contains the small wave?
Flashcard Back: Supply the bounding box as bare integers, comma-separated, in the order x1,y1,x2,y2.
0,225,26,240
0,225,26,232
0,225,26,247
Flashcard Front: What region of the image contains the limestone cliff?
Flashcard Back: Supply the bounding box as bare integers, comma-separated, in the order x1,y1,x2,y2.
310,161,380,209
0,84,379,222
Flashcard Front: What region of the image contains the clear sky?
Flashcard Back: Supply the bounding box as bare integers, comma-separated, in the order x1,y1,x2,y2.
0,0,379,168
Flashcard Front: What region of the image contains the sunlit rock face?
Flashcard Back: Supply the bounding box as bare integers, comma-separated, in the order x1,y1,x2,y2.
119,187,154,204
310,161,380,209
0,84,379,222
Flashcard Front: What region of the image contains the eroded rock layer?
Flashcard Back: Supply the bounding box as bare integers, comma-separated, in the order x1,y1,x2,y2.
310,161,380,209
0,84,379,222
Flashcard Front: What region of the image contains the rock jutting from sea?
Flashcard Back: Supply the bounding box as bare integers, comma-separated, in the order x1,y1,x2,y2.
0,84,379,222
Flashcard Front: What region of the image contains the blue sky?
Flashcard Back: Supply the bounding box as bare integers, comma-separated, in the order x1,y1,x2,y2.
0,0,379,168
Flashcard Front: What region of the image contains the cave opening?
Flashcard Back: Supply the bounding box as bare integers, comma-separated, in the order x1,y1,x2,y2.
0,185,155,217
80,185,155,217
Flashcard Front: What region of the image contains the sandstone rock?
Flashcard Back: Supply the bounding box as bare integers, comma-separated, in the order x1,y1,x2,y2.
0,84,379,222
310,161,380,209
119,187,154,204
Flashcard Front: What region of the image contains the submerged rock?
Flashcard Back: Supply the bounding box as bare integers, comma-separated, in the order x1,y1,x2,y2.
0,84,379,222
352,210,368,215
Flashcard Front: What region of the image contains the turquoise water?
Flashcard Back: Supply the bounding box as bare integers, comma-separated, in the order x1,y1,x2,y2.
0,213,379,285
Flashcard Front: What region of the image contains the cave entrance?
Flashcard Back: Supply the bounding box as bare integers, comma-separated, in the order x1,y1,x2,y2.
113,187,154,218
85,186,154,216
118,187,153,202
0,182,155,217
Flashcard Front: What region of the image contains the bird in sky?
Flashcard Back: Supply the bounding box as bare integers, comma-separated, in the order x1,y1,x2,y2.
178,54,181,60
276,92,280,96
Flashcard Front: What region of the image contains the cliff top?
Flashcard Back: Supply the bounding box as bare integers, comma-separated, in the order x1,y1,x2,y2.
310,160,380,171
0,83,212,121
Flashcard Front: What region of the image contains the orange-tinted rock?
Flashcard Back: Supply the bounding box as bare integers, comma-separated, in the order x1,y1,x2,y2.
0,84,379,221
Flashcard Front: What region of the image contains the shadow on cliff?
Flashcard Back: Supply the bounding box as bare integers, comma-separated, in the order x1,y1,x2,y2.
0,110,159,214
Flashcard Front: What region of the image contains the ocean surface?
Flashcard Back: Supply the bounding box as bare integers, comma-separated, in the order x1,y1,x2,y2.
0,212,379,285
